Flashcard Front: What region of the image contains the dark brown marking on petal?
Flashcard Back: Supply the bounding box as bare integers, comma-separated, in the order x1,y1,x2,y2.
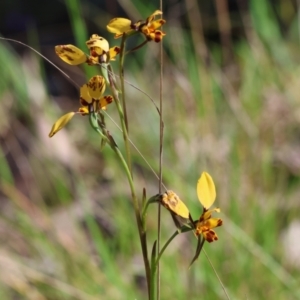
86,41,95,46
105,96,113,104
78,107,88,115
154,31,163,43
114,46,121,54
62,46,76,53
63,54,74,61
80,97,89,106
90,49,98,57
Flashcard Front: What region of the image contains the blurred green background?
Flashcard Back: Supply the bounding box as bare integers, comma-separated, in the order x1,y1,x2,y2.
1,0,300,299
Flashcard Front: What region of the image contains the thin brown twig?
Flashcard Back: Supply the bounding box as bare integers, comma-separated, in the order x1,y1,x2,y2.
157,2,164,299
126,39,149,55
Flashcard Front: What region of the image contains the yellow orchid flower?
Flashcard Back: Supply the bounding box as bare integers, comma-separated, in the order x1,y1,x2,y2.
107,10,166,42
86,34,120,64
55,34,120,66
139,10,166,42
49,76,113,137
195,172,223,243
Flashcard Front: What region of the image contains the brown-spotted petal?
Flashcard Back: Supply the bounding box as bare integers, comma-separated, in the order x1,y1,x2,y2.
202,229,219,243
80,84,93,105
87,76,106,99
109,46,121,60
99,95,113,110
86,34,109,52
161,190,190,219
55,45,87,65
196,218,222,237
203,218,223,229
150,30,166,43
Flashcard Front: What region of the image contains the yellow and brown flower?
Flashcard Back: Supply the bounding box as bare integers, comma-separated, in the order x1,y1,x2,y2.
107,10,166,42
49,76,113,137
55,35,120,66
195,172,223,243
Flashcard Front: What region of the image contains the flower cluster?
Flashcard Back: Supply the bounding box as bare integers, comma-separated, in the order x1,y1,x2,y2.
49,11,166,138
160,172,223,265
107,10,166,42
49,75,113,137
195,172,223,242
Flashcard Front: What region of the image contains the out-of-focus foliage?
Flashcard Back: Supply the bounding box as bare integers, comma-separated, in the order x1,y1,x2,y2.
0,0,300,299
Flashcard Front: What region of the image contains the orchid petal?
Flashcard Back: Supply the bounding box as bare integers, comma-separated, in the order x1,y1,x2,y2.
107,18,132,34
49,112,75,137
161,190,190,219
197,172,216,209
55,45,87,65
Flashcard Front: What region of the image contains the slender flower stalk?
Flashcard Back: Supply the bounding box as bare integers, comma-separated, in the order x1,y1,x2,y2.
45,9,225,299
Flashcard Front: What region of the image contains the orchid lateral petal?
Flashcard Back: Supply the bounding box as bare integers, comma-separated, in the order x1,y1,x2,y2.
109,46,121,60
49,112,75,137
80,84,93,105
107,18,132,34
197,172,216,209
55,45,87,65
199,218,223,231
206,218,223,229
161,190,190,219
99,95,113,109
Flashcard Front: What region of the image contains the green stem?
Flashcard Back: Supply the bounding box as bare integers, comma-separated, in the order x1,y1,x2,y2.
107,64,132,175
149,231,180,300
111,137,151,297
126,40,148,55
156,231,179,266
119,35,129,131
142,195,160,232
150,241,157,300
89,111,151,296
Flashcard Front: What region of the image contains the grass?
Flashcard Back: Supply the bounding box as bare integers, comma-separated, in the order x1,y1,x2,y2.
0,0,300,299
